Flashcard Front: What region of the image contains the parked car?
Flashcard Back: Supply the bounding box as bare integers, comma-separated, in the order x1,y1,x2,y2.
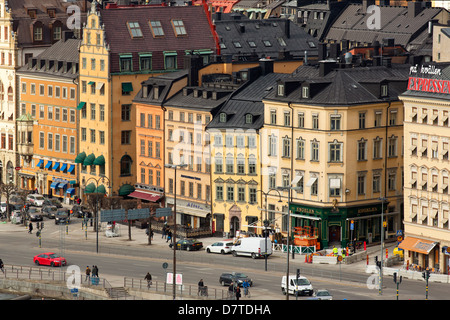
55,210,70,224
206,240,234,254
28,208,43,221
219,272,253,287
44,198,63,208
281,275,314,296
0,202,6,215
70,205,92,218
33,252,67,267
27,194,45,207
42,205,58,219
11,211,23,224
231,237,273,259
169,239,203,251
314,289,333,300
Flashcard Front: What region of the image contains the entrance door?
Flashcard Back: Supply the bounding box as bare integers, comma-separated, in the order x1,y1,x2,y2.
230,216,240,237
329,225,341,243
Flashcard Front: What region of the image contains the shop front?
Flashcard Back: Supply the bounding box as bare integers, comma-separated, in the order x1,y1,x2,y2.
166,197,211,230
289,202,393,249
399,237,439,271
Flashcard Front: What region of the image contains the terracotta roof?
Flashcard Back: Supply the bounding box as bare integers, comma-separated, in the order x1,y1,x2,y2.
99,5,218,73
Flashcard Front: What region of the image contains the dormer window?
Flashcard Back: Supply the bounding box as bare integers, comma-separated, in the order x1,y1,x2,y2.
28,9,37,19
153,86,159,100
33,23,43,42
172,19,187,36
142,85,149,98
47,9,56,18
245,114,253,124
381,84,388,97
277,84,285,96
127,22,143,38
219,113,227,123
302,86,309,98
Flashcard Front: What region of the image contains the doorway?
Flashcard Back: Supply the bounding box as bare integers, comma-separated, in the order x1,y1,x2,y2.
230,216,240,238
329,225,341,244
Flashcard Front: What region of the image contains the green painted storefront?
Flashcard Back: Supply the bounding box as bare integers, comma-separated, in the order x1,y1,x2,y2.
289,202,384,249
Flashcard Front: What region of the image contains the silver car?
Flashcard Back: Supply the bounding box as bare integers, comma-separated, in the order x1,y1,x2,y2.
314,289,332,300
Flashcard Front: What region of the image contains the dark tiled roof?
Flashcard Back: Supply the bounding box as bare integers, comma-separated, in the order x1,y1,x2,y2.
99,5,218,73
325,3,447,47
163,87,232,112
215,18,318,60
207,72,290,130
133,70,188,106
10,0,87,47
17,38,81,80
264,64,411,106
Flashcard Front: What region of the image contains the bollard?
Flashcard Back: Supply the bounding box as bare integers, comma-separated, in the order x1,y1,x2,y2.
386,248,388,259
367,255,369,265
364,241,366,250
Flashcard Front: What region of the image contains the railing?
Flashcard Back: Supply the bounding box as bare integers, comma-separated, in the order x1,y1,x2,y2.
123,277,228,300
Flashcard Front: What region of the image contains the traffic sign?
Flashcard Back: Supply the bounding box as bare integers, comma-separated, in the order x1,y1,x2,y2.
156,207,172,217
127,208,150,220
100,209,126,222
162,262,168,269
15,167,21,171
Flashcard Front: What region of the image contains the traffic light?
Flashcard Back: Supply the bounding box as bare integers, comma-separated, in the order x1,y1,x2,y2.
36,222,40,229
422,269,430,280
296,268,300,280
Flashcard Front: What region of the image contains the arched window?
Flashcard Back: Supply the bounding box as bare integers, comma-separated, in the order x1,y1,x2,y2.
120,155,132,176
7,86,13,101
0,82,4,100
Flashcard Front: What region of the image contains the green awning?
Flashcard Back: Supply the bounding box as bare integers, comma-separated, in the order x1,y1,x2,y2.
84,182,96,194
75,152,86,163
88,81,95,85
77,102,86,110
83,153,95,166
96,185,106,194
122,82,133,93
93,155,105,166
118,184,135,196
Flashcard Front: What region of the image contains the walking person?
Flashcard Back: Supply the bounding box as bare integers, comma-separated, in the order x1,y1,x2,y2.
228,282,234,299
28,222,33,234
235,285,241,301
92,265,97,278
166,230,172,243
162,225,166,239
144,272,152,289
85,266,91,282
0,259,4,274
198,279,204,296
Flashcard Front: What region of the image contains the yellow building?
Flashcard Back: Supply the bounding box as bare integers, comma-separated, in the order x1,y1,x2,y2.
262,61,409,248
399,63,450,273
77,2,218,197
17,35,81,202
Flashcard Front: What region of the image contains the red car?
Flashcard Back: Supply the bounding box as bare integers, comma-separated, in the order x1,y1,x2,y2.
33,252,67,267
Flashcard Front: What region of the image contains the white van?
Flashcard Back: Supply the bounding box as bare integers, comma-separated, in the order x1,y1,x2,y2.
281,275,314,296
231,237,273,259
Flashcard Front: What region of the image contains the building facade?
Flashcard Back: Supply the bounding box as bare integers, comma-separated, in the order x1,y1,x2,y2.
17,35,80,201
399,63,450,273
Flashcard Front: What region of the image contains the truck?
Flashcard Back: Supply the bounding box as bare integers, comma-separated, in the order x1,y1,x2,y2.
231,237,273,259
281,275,314,296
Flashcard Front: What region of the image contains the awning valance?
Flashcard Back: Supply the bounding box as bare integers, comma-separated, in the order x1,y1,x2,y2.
75,152,86,164
128,190,161,202
122,82,133,93
45,161,52,169
84,182,96,194
60,163,67,172
77,102,86,110
37,159,44,167
398,237,438,255
93,155,105,166
52,162,60,170
67,165,75,173
83,153,95,166
66,188,75,195
96,185,106,194
119,184,135,196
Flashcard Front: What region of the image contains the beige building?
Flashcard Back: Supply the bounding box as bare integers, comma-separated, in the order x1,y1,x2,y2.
261,61,409,249
399,63,450,273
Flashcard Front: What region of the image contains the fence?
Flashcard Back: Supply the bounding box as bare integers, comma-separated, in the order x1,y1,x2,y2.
273,243,316,254
123,277,228,300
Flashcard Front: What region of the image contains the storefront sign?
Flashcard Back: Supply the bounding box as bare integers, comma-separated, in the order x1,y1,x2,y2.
409,64,442,76
407,77,450,94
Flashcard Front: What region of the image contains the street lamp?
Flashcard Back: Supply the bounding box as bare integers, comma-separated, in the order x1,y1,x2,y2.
256,188,282,272
378,196,388,295
164,163,187,300
82,176,111,254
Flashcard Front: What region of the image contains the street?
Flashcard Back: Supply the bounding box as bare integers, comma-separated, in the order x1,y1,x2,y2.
1,214,449,300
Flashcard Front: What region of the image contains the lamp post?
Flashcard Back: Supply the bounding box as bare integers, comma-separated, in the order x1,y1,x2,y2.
82,176,111,254
378,196,387,295
256,188,282,272
164,163,187,300
277,186,293,301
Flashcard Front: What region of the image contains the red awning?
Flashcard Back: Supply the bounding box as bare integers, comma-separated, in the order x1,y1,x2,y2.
128,191,162,202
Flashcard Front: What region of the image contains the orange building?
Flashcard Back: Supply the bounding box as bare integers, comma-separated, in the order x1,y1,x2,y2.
17,35,81,202
131,70,188,203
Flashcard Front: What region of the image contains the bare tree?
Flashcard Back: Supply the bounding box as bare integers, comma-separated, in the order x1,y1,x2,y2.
0,182,18,222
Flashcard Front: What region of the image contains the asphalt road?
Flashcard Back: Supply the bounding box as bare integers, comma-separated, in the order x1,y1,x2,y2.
1,216,450,300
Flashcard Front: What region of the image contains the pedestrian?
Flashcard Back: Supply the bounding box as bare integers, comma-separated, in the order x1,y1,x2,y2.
162,225,166,239
235,285,241,301
92,265,98,278
242,279,250,297
150,228,154,240
332,246,338,257
0,259,4,274
85,266,91,282
144,272,152,289
28,222,33,234
228,282,234,299
167,230,172,243
198,278,204,295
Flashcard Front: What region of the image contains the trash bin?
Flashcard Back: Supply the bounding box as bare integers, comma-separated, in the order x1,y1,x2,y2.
91,278,99,285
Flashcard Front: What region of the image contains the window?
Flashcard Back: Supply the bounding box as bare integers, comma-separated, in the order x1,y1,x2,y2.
269,134,277,156
237,157,245,174
373,138,382,159
90,103,96,120
47,133,53,151
99,131,105,145
140,54,152,71
226,157,234,173
302,86,309,98
121,104,131,121
357,174,366,195
298,112,304,128
329,178,341,197
34,26,43,41
120,56,132,72
296,139,305,160
388,172,396,191
55,134,60,152
90,129,96,143
219,113,227,123
215,156,223,173
359,112,366,129
270,110,277,124
381,84,388,97
39,105,45,119
388,137,397,157
312,114,319,129
121,131,131,144
311,140,319,161
81,128,86,141
233,41,242,48
39,132,44,149
227,186,234,201
373,173,381,193
216,186,224,201
245,114,253,124
99,105,105,121
330,114,341,130
329,141,342,162
164,52,177,70
39,84,45,96
282,137,291,158
127,22,143,38
172,19,187,36
149,21,164,37
358,140,367,161
262,40,272,47
374,111,382,127
249,188,257,203
284,112,291,127
389,110,397,126
120,155,132,176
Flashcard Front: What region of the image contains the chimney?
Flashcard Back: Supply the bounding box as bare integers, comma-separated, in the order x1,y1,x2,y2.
382,57,392,68
319,60,336,77
362,0,375,11
185,55,203,87
239,23,245,33
284,19,290,39
259,58,274,75
329,43,340,59
408,1,422,18
318,43,327,60
372,40,380,56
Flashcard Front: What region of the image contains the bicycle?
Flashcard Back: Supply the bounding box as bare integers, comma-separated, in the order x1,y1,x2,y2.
243,287,251,298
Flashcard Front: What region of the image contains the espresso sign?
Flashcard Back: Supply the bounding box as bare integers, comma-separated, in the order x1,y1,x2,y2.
407,77,450,94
